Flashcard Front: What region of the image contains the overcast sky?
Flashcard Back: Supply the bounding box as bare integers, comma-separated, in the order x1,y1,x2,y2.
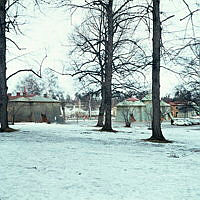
6,4,75,96
6,0,199,98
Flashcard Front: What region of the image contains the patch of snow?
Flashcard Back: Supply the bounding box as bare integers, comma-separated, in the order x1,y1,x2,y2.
0,121,200,200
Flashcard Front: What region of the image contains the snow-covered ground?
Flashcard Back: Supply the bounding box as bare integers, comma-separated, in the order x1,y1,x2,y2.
0,121,200,200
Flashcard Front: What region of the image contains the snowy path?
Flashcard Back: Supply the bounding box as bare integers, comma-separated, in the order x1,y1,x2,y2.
0,121,200,200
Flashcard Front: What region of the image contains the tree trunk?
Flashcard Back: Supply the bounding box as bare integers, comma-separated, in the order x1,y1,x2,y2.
61,103,66,121
0,1,9,132
150,0,166,141
12,114,15,125
125,121,131,127
96,104,104,127
102,0,113,131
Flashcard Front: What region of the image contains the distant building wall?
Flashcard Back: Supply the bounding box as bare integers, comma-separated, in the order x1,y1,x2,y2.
8,102,61,123
115,98,170,123
116,106,146,122
169,102,197,118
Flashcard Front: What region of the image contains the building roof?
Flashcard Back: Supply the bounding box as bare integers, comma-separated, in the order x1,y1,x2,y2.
126,97,139,102
9,95,60,103
8,94,36,100
117,100,145,107
168,101,186,106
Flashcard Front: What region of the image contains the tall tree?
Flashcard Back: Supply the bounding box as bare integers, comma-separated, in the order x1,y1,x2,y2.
102,0,113,131
66,0,149,130
149,0,166,141
0,0,43,131
0,0,8,131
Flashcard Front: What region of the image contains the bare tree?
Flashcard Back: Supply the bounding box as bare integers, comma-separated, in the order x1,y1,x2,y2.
0,0,8,131
120,105,135,127
64,0,150,131
68,8,107,127
177,1,200,93
0,0,44,131
101,0,113,131
149,0,166,141
168,1,200,115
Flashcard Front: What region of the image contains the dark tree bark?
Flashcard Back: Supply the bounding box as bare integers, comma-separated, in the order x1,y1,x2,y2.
150,0,166,141
0,0,9,131
96,102,105,127
102,0,113,131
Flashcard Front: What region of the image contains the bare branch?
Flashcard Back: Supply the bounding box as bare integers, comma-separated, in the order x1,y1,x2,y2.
6,37,25,50
161,15,175,23
7,53,47,80
6,69,41,80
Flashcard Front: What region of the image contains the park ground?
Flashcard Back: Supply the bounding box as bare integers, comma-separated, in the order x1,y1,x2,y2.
0,121,200,200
